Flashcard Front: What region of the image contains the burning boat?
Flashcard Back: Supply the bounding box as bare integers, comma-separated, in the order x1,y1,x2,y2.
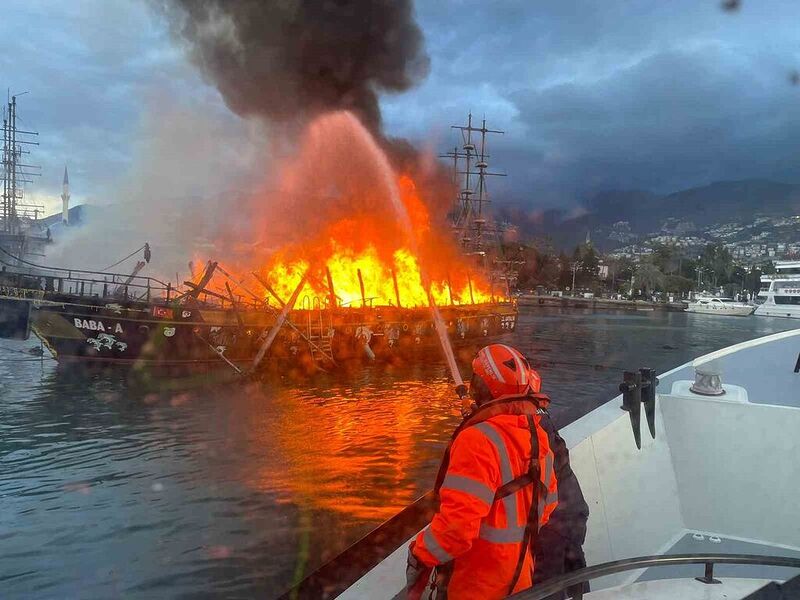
0,256,516,371
0,112,518,372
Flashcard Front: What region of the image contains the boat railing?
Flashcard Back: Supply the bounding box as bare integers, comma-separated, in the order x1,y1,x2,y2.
0,245,168,284
510,553,800,600
0,267,174,303
0,247,175,303
761,273,800,281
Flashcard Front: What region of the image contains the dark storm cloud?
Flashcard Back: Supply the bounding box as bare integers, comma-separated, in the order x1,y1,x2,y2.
7,0,800,211
510,45,800,196
385,0,800,207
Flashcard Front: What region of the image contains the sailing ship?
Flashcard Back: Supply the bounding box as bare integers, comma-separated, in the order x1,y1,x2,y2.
0,114,518,371
0,255,516,371
444,113,522,289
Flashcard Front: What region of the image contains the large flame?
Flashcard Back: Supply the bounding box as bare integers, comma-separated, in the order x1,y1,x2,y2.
257,175,493,307
208,111,497,307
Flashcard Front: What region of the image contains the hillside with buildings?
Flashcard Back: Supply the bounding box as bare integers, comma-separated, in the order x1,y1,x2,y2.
515,179,800,265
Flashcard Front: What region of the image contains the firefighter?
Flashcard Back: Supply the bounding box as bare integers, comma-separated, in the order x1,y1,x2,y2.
406,344,563,599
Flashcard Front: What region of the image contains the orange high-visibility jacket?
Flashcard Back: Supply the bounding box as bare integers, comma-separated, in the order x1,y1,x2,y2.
413,397,558,600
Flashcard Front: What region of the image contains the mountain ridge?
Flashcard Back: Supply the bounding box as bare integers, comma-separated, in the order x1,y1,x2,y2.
506,178,800,250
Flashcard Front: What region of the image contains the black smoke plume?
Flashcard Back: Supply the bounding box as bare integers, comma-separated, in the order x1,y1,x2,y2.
160,0,430,132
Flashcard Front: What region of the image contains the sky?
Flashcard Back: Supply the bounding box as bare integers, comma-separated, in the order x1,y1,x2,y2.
4,0,800,216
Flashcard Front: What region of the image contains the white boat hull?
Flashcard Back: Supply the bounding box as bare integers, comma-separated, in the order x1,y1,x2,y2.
756,262,800,319
685,304,754,316
754,303,800,319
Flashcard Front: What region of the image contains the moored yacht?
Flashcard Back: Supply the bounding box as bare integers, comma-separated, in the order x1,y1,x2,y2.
755,260,800,318
685,295,754,316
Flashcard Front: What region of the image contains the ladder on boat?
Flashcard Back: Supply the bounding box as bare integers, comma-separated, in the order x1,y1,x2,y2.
304,296,335,364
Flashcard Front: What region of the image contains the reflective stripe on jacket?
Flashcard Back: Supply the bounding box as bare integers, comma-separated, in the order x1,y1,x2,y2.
413,396,558,600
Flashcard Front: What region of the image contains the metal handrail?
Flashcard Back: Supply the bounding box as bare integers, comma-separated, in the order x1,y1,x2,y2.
0,245,169,287
0,271,170,301
511,553,800,600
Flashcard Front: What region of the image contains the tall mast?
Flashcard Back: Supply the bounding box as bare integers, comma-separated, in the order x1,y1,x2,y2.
1,92,41,235
442,113,505,256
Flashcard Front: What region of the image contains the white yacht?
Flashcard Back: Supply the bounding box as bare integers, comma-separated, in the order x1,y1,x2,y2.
755,260,800,318
685,295,754,316
283,329,800,600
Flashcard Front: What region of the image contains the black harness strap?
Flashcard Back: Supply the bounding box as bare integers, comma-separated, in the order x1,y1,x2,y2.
433,394,550,494
507,414,541,596
495,473,535,500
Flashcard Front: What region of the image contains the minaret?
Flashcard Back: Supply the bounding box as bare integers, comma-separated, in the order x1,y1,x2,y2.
61,166,70,225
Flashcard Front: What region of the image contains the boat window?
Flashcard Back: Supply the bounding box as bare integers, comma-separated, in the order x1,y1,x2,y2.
774,296,800,305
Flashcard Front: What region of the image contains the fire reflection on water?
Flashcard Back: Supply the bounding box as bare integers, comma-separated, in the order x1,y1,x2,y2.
243,374,462,522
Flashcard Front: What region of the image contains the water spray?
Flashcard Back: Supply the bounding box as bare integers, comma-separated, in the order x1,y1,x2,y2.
360,125,468,405
427,291,470,412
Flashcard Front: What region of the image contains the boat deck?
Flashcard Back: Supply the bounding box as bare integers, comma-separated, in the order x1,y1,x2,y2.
551,329,800,596
336,328,800,600
637,533,800,583
584,577,776,599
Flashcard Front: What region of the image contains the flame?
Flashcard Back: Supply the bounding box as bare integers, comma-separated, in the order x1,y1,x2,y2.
196,111,498,308
255,174,494,307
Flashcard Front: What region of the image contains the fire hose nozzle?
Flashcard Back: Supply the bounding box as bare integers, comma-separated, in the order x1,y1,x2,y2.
455,384,473,418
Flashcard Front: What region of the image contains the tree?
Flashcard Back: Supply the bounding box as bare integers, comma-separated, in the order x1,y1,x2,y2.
571,243,599,288
728,266,747,295
664,274,694,295
700,243,734,287
510,244,540,289
683,258,699,287
634,262,665,295
651,243,681,275
612,257,634,281
744,261,775,296
538,254,561,288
